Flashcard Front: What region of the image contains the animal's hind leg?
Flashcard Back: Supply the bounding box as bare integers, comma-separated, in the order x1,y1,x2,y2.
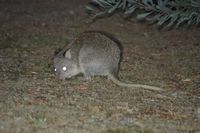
107,69,119,80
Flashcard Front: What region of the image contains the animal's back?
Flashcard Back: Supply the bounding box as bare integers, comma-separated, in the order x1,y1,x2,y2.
70,31,122,77
54,31,163,91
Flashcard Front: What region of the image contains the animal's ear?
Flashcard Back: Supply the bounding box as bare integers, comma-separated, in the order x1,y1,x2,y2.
54,48,62,57
65,49,71,59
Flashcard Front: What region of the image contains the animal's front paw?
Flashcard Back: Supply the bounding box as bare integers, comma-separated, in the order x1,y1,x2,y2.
84,75,92,81
77,76,92,81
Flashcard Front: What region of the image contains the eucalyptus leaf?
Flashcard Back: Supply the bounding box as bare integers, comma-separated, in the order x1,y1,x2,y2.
158,0,164,7
175,17,189,28
108,1,121,14
124,6,136,15
167,14,179,28
142,0,153,6
137,12,152,20
196,16,200,25
94,11,108,19
99,0,113,6
122,0,127,10
146,14,162,24
85,5,95,11
93,0,106,8
157,15,170,26
191,0,200,7
93,0,112,8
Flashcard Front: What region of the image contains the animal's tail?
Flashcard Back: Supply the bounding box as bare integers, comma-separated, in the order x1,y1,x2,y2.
109,74,163,91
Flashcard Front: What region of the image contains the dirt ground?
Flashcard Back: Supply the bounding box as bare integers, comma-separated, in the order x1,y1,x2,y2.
0,0,200,133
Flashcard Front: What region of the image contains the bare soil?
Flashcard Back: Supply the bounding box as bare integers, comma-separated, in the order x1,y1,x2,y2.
0,0,200,133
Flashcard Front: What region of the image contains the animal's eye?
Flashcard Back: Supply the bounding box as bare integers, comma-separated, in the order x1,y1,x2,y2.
54,68,57,72
62,66,67,71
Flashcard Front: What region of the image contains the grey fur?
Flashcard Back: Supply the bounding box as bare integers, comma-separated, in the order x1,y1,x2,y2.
53,31,163,91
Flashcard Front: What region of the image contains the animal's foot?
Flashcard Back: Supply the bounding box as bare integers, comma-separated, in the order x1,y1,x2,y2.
84,75,92,81
77,76,91,81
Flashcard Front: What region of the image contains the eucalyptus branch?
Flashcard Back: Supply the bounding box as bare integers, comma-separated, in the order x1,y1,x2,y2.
86,0,200,28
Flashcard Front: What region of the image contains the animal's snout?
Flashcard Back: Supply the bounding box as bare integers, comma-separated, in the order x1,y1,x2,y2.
54,73,65,80
58,75,66,80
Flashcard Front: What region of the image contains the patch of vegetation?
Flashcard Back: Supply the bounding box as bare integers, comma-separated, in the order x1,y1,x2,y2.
0,32,67,49
104,126,154,133
87,0,200,29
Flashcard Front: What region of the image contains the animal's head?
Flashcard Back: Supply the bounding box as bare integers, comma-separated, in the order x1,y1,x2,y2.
53,49,80,80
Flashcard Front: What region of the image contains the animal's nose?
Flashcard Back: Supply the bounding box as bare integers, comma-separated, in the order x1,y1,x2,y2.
58,75,66,80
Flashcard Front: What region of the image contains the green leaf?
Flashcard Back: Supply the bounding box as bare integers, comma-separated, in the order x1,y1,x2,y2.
124,6,136,15
158,0,164,7
146,14,162,24
122,0,127,10
196,16,200,25
191,0,200,7
85,5,94,11
108,0,122,14
175,17,189,28
137,12,152,20
157,15,170,26
142,0,153,6
93,0,112,8
93,11,107,19
167,14,179,28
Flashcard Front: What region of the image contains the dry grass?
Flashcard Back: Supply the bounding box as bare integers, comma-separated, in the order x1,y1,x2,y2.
0,0,200,133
